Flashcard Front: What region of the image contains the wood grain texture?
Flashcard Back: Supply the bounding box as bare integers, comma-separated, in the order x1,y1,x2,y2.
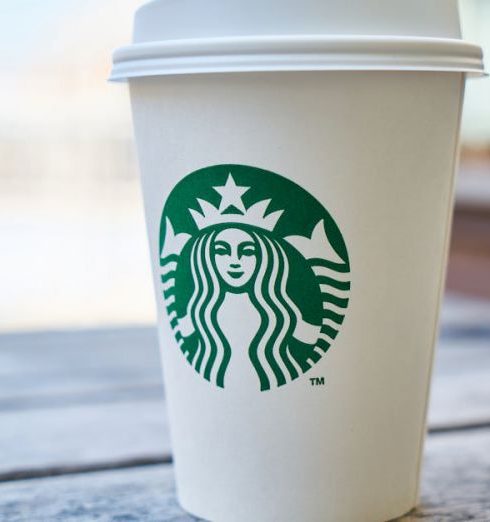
0,400,170,477
0,430,488,522
1,295,487,411
0,343,488,478
399,430,490,521
0,295,488,476
0,327,162,409
0,464,194,522
0,294,488,521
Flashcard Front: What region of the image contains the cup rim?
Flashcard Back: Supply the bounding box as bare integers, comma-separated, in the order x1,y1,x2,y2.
110,34,486,82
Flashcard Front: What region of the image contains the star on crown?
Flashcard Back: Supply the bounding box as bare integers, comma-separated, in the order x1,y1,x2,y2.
189,174,284,232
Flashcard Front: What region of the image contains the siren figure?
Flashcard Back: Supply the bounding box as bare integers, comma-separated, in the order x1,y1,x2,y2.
160,173,349,391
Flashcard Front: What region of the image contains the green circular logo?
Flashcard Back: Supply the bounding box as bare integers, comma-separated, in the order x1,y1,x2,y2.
159,164,350,391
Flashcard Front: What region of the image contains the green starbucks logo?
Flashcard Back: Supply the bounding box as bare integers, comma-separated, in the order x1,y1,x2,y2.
159,165,350,391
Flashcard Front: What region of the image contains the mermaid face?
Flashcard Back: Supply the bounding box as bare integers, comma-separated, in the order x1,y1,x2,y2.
213,228,257,289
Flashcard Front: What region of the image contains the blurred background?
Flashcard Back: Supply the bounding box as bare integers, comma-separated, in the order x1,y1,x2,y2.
1,0,489,332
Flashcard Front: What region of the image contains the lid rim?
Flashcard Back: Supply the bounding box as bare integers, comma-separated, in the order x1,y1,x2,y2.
110,35,485,81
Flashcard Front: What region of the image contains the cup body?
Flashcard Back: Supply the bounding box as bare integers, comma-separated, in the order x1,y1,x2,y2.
130,71,464,522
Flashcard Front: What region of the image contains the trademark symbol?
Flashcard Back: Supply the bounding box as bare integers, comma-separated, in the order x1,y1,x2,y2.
310,377,325,387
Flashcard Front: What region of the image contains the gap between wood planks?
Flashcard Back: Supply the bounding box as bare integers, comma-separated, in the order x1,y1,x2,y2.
0,455,173,484
2,424,490,485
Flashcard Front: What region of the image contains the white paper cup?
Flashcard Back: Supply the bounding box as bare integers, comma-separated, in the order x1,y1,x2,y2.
112,2,485,521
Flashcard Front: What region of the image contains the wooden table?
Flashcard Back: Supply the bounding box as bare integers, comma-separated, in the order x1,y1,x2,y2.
1,295,489,521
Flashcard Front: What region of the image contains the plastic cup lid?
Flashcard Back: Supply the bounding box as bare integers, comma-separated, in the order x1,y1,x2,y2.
110,0,486,81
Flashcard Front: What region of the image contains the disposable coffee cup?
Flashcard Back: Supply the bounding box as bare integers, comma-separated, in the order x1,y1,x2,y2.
111,1,485,520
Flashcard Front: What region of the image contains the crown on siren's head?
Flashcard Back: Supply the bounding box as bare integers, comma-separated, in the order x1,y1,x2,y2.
189,173,284,232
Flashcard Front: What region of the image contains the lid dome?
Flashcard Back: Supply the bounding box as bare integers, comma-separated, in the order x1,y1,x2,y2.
111,0,485,80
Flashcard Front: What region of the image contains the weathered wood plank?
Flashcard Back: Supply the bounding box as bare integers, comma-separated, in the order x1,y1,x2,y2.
2,295,488,407
0,327,163,409
0,400,170,478
428,347,490,430
0,464,197,522
0,294,487,477
0,342,488,477
0,430,488,522
399,429,490,521
1,295,488,412
0,312,488,475
0,327,159,377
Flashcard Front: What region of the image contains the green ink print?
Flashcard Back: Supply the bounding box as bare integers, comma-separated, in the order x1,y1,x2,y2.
159,164,351,392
